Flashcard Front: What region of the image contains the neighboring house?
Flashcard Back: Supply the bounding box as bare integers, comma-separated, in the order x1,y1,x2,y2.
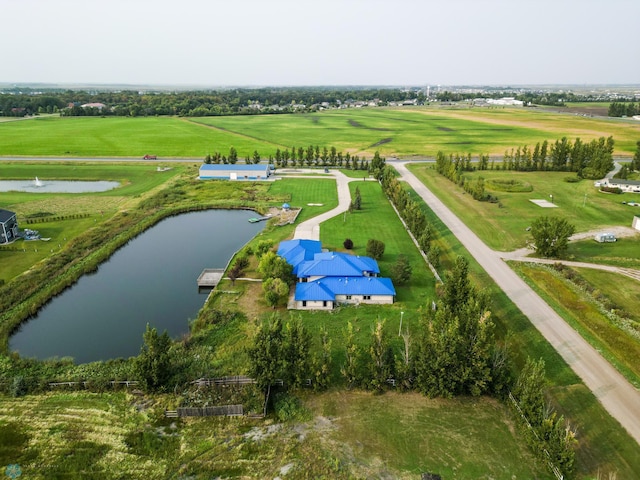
277,239,396,309
601,178,640,193
0,209,19,245
199,164,272,181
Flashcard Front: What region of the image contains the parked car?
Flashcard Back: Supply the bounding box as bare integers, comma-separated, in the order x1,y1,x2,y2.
143,154,157,160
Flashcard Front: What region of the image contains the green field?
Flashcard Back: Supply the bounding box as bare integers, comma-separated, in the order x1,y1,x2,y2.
2,106,639,159
407,164,640,251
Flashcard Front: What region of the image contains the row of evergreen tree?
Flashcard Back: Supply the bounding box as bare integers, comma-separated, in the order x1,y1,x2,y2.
204,145,374,171
608,101,640,118
437,136,615,181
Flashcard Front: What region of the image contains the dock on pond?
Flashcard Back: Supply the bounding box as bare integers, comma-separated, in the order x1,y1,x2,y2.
197,268,225,287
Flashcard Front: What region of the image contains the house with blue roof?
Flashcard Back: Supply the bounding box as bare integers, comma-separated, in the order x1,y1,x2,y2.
277,239,395,310
199,163,272,181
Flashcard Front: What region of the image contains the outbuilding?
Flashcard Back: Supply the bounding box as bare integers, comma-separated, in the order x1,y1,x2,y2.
0,209,19,244
199,164,271,181
632,216,640,232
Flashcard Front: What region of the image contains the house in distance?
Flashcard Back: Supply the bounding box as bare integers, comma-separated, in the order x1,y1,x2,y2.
0,209,19,245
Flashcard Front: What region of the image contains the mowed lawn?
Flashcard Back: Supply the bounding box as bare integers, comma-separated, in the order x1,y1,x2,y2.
3,106,639,159
407,164,640,251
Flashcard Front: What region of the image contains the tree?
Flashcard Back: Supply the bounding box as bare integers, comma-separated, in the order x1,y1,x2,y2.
262,277,290,308
248,314,284,415
351,186,362,210
370,150,386,180
228,146,238,164
341,321,361,389
343,238,354,250
530,216,576,258
390,254,412,285
366,238,385,260
632,140,640,171
135,324,173,391
258,251,293,282
313,326,332,391
282,316,311,388
368,320,392,393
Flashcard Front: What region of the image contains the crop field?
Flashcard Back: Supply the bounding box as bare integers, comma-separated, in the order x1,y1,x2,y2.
1,106,639,159
407,164,640,251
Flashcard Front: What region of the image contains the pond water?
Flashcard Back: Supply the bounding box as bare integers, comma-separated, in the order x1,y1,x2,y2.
9,209,264,363
0,179,120,193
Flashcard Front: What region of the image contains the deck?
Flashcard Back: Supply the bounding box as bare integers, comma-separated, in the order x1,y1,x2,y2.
197,268,225,287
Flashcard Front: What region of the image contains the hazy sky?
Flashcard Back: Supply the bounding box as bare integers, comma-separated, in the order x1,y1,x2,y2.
2,0,639,86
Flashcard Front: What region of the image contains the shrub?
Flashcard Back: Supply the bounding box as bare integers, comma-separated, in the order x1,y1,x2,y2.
343,238,354,249
366,239,385,260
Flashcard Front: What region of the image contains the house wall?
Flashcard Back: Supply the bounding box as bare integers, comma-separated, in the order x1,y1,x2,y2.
335,294,394,305
295,300,334,310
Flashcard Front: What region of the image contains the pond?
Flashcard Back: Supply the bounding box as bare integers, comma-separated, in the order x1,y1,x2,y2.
0,178,120,193
9,209,264,363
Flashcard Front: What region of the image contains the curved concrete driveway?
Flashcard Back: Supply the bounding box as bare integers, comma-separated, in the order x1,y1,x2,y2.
394,162,640,446
281,169,358,241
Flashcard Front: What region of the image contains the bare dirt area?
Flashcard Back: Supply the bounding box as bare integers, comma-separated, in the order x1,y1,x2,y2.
570,226,640,241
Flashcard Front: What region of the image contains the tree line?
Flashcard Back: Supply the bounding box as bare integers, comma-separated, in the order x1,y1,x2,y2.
204,145,376,172
0,87,422,117
608,101,640,117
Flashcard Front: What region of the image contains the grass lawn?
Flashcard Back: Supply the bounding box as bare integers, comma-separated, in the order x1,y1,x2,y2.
407,163,640,251
567,236,640,268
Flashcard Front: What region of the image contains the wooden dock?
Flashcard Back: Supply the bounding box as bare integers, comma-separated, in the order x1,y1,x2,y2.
197,268,225,287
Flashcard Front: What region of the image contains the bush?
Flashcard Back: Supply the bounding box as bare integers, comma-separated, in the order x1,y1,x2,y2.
366,239,385,260
600,186,622,194
343,238,354,249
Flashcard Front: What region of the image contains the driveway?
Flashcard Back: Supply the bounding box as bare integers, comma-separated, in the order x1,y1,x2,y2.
277,169,358,241
394,162,640,446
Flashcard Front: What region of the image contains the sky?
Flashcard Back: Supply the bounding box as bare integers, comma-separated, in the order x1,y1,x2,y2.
2,0,639,87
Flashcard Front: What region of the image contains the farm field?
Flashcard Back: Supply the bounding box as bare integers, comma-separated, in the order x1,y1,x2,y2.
407,164,640,251
1,106,639,159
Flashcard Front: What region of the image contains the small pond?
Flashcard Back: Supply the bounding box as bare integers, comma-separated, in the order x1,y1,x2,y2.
9,209,264,363
0,179,120,193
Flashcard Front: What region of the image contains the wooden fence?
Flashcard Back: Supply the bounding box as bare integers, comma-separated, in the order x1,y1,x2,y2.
165,404,243,418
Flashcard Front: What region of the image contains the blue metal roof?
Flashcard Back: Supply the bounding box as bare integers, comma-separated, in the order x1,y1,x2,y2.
295,276,396,301
297,252,379,278
277,239,323,274
294,281,335,301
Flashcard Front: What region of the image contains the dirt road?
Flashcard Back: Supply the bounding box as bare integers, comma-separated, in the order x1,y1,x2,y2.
394,162,640,446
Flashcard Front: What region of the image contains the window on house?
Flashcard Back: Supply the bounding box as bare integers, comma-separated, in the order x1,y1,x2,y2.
302,301,307,307
346,295,352,300
323,301,327,307
363,295,371,300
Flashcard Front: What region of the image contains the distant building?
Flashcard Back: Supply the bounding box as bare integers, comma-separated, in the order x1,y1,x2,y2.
81,102,106,110
0,209,19,244
199,164,272,181
601,178,640,193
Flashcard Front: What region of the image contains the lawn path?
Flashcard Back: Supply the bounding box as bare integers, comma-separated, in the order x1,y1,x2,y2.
394,161,640,447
